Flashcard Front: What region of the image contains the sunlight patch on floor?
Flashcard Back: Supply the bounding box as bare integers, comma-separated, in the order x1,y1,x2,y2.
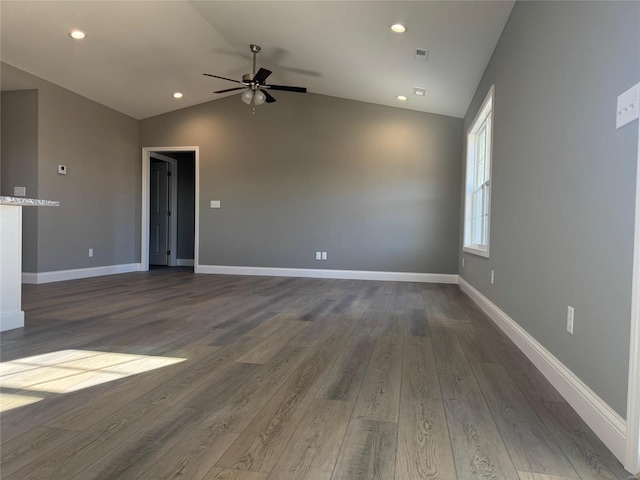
0,349,185,413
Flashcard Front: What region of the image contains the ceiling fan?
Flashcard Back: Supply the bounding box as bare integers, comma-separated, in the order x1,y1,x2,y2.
204,44,307,106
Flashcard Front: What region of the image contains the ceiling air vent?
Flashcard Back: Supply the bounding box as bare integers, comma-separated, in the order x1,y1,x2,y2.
414,49,429,62
413,87,426,96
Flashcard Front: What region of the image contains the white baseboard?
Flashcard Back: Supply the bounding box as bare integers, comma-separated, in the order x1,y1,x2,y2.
177,259,194,267
197,265,458,284
0,311,25,332
22,263,140,284
458,276,627,464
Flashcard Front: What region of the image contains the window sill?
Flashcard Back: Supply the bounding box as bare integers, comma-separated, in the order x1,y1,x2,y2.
463,245,490,258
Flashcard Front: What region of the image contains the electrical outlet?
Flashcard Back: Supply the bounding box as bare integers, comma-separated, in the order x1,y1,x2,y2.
567,306,574,334
89,248,94,258
14,186,26,197
321,252,327,260
490,270,495,284
462,258,465,267
315,252,321,260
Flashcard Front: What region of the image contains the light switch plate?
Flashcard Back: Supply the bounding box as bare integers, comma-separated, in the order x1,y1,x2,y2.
14,186,26,197
616,82,639,129
58,164,67,175
210,200,221,209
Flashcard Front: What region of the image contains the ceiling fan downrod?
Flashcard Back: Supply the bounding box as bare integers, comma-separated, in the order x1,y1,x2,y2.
242,44,261,85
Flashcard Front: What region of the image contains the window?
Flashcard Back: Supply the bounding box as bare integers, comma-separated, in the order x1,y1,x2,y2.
464,85,494,257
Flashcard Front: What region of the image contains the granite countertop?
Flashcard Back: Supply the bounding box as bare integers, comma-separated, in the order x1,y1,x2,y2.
0,196,60,207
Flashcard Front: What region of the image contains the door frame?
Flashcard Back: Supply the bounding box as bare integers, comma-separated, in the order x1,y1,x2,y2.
626,116,640,475
149,153,178,267
141,147,199,272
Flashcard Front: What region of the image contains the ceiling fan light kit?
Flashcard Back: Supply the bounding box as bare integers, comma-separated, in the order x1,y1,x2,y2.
204,44,307,107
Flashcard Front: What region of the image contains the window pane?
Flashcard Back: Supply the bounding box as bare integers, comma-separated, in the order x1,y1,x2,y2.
472,217,483,245
464,85,493,255
472,190,482,219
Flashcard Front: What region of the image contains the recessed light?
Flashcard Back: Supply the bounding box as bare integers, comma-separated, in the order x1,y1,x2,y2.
69,30,86,40
173,92,183,99
390,24,406,33
397,95,408,101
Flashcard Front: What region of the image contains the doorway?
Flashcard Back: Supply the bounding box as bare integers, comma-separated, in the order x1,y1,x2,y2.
141,147,199,272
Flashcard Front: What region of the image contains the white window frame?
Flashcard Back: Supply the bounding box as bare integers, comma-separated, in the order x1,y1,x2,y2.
463,85,494,258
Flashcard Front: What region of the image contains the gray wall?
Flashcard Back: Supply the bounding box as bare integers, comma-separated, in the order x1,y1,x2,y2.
461,1,639,417
1,89,39,271
1,63,140,273
141,93,463,273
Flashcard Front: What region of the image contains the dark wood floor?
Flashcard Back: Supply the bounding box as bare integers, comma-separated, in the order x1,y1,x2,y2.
0,268,631,479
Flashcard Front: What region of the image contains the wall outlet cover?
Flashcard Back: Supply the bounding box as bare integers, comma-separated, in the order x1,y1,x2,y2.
616,82,640,129
13,186,26,197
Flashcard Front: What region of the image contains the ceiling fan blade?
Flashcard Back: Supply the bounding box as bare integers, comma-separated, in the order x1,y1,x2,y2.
214,87,247,94
253,67,272,85
203,73,246,85
266,84,307,93
263,90,277,103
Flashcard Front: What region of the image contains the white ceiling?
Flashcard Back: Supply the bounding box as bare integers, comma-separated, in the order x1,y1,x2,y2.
0,1,514,120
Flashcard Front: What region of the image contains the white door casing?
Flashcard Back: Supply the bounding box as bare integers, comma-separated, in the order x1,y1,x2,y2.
141,147,199,273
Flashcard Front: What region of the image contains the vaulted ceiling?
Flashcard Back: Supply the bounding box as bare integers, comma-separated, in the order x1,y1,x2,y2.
0,1,514,120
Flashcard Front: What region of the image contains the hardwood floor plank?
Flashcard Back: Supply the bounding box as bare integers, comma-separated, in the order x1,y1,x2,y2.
440,373,519,480
43,355,194,431
179,362,262,410
352,318,403,423
406,308,430,337
215,323,353,473
530,401,629,480
288,314,341,348
204,468,268,480
202,346,310,433
433,329,518,479
395,336,456,480
237,321,310,364
136,429,238,480
135,337,262,406
67,405,202,479
245,315,293,339
0,426,78,477
401,335,441,400
517,472,580,480
471,362,577,477
316,328,375,401
495,346,566,404
331,419,397,480
453,323,501,364
0,380,122,443
5,402,167,480
268,399,353,480
430,326,471,378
